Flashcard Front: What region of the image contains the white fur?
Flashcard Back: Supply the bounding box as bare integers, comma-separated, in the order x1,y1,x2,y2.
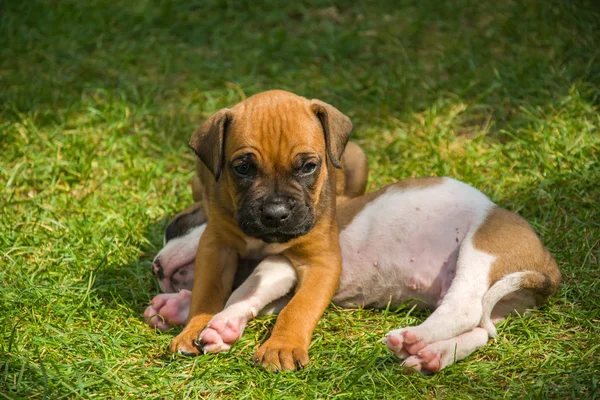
157,225,204,269
402,327,489,372
480,271,537,338
335,178,495,310
387,233,496,344
224,255,297,315
153,224,205,292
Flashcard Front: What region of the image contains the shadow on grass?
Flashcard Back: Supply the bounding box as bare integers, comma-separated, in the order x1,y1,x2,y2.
90,218,167,314
2,0,599,137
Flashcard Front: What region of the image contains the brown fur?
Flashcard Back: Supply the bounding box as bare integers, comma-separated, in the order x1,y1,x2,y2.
169,90,355,371
334,141,369,204
473,207,561,299
341,142,369,199
184,142,368,229
191,174,203,202
170,142,369,294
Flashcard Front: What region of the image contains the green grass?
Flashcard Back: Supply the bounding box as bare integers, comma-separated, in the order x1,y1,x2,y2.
1,0,599,398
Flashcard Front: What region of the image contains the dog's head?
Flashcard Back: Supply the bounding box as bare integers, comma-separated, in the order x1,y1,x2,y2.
189,90,352,243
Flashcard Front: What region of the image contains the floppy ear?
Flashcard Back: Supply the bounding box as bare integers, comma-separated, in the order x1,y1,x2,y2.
310,100,353,169
188,109,231,181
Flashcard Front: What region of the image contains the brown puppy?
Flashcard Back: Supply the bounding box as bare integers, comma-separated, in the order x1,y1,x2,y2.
169,90,353,371
154,142,367,296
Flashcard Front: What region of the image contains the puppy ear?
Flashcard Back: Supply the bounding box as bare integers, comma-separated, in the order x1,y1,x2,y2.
310,100,353,169
188,109,231,181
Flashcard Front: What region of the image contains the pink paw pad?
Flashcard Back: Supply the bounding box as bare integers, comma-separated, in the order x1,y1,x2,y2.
144,290,191,331
198,316,245,354
386,329,429,359
403,350,443,374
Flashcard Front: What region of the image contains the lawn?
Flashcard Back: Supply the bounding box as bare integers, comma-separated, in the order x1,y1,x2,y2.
1,0,599,398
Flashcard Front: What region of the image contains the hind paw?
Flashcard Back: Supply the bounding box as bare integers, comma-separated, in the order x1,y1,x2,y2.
385,328,429,359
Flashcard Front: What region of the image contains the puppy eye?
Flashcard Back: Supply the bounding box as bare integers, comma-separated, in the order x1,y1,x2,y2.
233,162,255,177
300,162,318,175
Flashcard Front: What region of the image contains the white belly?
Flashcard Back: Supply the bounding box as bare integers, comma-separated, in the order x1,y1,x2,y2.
333,178,493,309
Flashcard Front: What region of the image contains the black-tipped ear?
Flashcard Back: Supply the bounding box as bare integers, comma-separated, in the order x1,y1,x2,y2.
188,109,231,181
310,100,353,169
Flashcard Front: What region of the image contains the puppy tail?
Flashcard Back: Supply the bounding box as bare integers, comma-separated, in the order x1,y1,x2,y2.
480,262,560,338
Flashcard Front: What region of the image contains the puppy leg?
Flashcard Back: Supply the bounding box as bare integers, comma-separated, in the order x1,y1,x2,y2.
144,290,192,331
169,228,238,356
386,239,494,355
254,247,342,371
401,327,489,374
199,256,297,353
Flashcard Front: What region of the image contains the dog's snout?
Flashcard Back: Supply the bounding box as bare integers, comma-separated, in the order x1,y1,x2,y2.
261,197,292,228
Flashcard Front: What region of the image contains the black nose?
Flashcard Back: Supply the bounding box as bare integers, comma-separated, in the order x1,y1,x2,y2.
153,259,165,280
261,197,292,228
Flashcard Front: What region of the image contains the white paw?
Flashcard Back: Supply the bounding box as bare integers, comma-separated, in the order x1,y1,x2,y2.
386,328,429,358
196,305,253,353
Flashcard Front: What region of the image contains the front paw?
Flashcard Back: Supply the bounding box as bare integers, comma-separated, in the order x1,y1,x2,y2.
253,337,309,372
169,329,204,356
198,314,246,354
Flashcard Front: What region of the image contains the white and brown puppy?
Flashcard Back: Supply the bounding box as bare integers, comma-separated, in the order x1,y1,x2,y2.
146,177,560,374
